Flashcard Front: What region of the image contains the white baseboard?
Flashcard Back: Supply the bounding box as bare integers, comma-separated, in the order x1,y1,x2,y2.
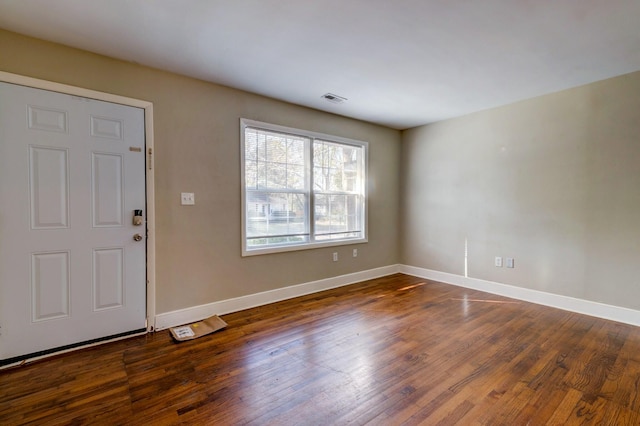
399,265,640,327
154,264,401,330
156,263,640,331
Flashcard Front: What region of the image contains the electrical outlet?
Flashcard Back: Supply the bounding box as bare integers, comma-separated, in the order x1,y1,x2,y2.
495,256,503,267
181,192,195,205
333,252,338,262
353,248,358,257
506,258,515,268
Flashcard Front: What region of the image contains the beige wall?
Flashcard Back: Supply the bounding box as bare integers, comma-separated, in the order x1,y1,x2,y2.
0,29,401,314
402,71,640,310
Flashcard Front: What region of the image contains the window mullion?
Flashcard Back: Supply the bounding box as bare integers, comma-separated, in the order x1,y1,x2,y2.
308,137,314,243
314,191,359,196
247,188,307,195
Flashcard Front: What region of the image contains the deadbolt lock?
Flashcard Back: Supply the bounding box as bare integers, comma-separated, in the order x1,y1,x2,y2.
133,209,143,226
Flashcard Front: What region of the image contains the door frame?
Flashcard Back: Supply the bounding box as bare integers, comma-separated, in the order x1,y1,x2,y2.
0,71,157,334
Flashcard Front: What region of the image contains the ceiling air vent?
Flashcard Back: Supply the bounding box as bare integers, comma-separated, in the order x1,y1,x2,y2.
322,93,347,104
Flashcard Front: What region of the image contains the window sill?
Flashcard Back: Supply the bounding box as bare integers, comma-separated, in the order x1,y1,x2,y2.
242,237,367,257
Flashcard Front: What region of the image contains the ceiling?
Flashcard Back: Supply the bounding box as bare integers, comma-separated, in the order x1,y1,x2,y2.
1,1,640,130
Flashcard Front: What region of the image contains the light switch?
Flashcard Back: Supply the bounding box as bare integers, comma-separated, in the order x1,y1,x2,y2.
181,192,195,205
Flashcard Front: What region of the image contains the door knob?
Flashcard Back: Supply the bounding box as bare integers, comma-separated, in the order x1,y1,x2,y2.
133,233,143,242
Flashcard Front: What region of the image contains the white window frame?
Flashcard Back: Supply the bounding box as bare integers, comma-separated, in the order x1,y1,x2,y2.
241,118,368,256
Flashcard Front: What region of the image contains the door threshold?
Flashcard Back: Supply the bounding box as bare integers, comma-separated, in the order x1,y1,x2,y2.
0,328,147,370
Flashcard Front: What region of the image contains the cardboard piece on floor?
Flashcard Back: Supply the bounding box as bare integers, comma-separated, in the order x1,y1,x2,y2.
170,315,228,342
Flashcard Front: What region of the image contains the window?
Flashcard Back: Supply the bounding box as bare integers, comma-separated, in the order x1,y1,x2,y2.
241,119,367,255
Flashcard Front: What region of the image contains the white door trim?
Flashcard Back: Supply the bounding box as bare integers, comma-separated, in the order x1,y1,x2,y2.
0,71,157,333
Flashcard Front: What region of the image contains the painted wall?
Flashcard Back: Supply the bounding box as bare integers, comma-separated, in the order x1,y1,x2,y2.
401,71,640,310
0,29,401,314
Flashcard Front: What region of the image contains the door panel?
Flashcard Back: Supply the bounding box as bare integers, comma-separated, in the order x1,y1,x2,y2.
27,105,68,133
0,82,146,362
92,152,124,227
29,146,70,229
93,248,124,311
31,251,70,321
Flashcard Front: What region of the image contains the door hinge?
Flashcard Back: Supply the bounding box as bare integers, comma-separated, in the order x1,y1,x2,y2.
148,148,153,170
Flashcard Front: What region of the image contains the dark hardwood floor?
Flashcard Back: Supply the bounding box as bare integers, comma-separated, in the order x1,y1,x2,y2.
2,273,640,425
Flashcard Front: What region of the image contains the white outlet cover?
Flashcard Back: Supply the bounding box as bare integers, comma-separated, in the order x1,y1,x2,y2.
181,192,195,205
495,256,503,267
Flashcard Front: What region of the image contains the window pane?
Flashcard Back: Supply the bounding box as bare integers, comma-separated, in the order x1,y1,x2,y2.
313,140,361,193
245,127,308,191
246,191,308,242
314,194,362,239
247,235,310,248
245,161,257,189
288,164,305,189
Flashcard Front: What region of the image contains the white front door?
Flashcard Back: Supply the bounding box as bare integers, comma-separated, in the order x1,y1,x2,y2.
0,81,147,363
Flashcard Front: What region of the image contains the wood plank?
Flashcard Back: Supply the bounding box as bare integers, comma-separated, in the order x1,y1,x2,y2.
2,273,640,424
